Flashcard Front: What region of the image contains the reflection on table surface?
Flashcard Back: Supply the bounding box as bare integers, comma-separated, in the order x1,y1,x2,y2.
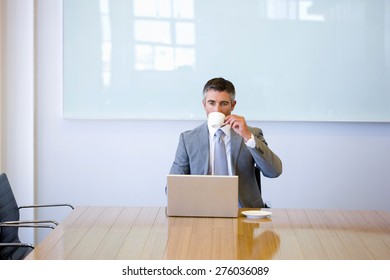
25,206,390,260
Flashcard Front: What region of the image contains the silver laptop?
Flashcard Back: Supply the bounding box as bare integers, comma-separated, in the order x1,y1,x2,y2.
166,174,239,218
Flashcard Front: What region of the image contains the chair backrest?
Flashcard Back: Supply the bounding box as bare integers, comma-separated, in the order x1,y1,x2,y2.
0,173,23,259
255,166,269,208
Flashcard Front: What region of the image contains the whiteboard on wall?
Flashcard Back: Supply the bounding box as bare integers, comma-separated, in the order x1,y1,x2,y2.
63,0,390,121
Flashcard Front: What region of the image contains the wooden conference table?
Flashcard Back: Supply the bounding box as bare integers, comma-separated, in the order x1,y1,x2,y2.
25,206,390,260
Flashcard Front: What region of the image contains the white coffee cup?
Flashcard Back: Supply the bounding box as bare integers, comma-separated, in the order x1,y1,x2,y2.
208,112,226,129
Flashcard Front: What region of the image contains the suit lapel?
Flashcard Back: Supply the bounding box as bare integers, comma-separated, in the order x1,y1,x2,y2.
195,122,210,174
230,129,243,175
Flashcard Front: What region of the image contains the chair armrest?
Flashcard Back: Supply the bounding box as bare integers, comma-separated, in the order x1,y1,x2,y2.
0,223,55,230
18,203,74,210
1,219,58,226
0,243,34,249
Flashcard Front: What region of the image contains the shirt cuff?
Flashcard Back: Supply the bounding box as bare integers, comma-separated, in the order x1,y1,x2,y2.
245,133,256,148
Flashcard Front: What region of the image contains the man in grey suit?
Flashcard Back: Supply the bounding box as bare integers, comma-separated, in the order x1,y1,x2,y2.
169,77,282,208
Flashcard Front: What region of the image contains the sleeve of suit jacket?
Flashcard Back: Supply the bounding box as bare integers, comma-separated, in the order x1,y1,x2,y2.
248,127,282,178
169,132,191,175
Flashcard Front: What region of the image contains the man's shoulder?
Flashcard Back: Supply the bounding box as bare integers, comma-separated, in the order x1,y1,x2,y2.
181,122,207,137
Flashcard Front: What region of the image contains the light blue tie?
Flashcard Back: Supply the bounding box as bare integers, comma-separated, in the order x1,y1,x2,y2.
214,129,228,175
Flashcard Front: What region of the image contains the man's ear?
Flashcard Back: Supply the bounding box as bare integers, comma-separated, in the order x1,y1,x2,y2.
231,100,237,111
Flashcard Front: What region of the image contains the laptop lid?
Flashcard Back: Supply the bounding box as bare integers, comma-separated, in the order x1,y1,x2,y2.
166,174,239,218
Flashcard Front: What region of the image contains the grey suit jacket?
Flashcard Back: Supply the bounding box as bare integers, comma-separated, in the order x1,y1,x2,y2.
169,122,282,208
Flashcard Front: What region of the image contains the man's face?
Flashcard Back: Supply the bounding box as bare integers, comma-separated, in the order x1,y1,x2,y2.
202,89,236,117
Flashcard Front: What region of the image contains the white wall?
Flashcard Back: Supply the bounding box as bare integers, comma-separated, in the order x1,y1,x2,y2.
1,0,35,209
1,0,35,243
2,0,390,240
0,0,3,170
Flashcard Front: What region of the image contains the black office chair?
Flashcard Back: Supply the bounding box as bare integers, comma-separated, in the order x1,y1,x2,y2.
255,164,269,209
0,173,74,259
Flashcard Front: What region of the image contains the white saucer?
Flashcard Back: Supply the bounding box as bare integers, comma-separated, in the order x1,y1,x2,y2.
241,210,272,219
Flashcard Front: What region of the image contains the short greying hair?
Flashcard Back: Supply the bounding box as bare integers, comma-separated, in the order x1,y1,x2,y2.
202,77,236,103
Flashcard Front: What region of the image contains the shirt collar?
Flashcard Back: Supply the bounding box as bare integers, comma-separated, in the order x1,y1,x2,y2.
208,122,231,138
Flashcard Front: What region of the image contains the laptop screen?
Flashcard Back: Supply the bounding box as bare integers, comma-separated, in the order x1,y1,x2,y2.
166,175,239,218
